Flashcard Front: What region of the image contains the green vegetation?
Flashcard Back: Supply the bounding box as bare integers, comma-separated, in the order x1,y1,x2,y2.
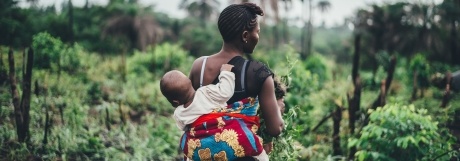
350,104,454,161
1,0,460,160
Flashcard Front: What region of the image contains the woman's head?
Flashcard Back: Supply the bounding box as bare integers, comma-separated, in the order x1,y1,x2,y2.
218,3,264,53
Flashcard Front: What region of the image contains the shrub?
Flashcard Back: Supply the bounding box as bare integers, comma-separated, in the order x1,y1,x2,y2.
304,54,330,85
409,54,430,88
60,44,83,73
32,32,63,69
127,42,191,78
32,32,82,73
349,104,455,161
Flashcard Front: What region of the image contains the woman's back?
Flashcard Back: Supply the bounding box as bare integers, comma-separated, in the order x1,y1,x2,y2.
189,55,273,103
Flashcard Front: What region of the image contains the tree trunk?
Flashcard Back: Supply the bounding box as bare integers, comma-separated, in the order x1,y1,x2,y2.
43,102,50,145
451,19,458,65
306,22,312,57
8,48,24,142
301,23,307,59
273,25,280,49
84,0,89,9
19,48,34,143
106,108,111,131
59,103,65,125
411,71,418,102
349,33,362,135
306,0,313,57
300,0,307,60
0,50,7,84
332,105,342,156
348,78,361,136
352,34,361,85
282,19,289,44
22,50,26,77
371,58,378,87
348,34,362,160
68,0,74,44
384,56,396,93
199,0,207,28
371,80,387,110
8,47,33,143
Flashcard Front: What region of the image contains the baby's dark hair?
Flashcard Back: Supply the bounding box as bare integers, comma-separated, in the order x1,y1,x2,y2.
160,70,190,107
274,77,287,99
218,3,264,42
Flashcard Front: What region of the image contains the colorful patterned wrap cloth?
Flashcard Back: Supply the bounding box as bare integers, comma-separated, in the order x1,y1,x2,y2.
180,97,264,161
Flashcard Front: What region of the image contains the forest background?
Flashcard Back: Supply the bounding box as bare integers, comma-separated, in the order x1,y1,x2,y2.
1,0,460,160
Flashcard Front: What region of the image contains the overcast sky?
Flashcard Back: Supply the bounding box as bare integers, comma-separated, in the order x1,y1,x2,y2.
24,0,442,27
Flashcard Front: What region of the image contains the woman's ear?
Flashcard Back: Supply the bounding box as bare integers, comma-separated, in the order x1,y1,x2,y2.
242,30,249,43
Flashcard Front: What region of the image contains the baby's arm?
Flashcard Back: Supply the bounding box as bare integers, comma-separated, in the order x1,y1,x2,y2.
205,64,235,103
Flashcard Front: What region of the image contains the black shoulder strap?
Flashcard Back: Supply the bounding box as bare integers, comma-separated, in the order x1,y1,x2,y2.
234,59,248,93
240,60,248,92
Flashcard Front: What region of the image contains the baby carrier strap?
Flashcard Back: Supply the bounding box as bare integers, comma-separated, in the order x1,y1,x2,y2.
199,56,248,92
199,56,209,87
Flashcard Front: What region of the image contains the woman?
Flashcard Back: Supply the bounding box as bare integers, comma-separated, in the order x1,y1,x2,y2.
181,3,284,161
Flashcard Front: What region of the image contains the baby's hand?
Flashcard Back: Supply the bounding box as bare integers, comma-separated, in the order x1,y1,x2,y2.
221,64,234,72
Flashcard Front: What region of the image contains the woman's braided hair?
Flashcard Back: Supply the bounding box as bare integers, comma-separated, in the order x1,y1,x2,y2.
218,3,264,42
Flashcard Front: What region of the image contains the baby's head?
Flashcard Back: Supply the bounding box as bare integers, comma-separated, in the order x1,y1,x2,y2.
160,70,195,107
274,77,287,113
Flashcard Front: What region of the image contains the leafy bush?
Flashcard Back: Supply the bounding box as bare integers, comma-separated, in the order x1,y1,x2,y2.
304,53,331,85
128,42,192,78
32,32,82,73
349,104,455,161
32,32,64,69
410,54,430,88
59,44,83,73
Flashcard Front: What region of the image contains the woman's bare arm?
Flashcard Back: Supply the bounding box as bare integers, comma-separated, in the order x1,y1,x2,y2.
258,76,284,136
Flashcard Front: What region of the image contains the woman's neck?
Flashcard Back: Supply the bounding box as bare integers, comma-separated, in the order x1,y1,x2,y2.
219,42,244,57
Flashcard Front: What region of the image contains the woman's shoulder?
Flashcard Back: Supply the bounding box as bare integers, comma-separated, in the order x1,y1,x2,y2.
248,59,269,68
191,56,208,67
248,60,273,76
190,56,208,74
227,56,269,69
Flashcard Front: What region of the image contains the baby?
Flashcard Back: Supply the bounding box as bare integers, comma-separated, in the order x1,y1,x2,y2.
160,64,235,130
160,64,269,160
